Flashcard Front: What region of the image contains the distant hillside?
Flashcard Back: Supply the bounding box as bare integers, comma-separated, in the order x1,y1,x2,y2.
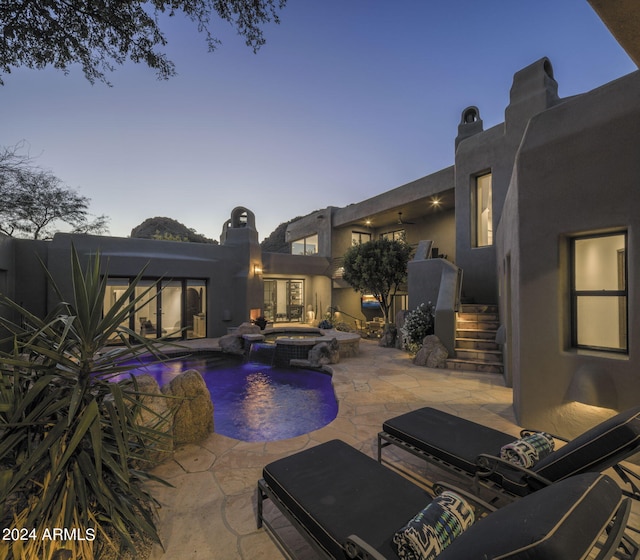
261,217,304,253
130,217,217,244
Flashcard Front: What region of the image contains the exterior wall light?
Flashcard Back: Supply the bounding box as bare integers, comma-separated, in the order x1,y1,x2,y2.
254,265,263,276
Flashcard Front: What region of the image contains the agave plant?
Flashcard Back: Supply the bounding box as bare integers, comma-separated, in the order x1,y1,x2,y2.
0,246,175,560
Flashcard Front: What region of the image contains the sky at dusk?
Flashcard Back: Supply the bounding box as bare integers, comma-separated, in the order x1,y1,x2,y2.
1,1,636,243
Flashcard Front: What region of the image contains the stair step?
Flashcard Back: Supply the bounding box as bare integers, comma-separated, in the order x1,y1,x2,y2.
456,338,499,351
459,304,498,314
445,358,503,374
452,303,503,374
456,322,499,334
454,348,503,363
457,312,499,323
456,328,497,341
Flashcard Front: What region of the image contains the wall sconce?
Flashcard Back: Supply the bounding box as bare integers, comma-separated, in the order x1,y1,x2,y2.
565,366,619,410
253,264,263,276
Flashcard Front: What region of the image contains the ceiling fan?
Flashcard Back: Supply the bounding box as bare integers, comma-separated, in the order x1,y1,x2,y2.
397,212,415,225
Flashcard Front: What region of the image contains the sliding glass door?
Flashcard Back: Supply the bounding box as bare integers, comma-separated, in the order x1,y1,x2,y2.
103,277,207,341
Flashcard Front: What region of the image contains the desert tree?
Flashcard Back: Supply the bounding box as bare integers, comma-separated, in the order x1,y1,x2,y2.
0,0,287,85
342,237,413,326
0,141,32,175
0,166,109,240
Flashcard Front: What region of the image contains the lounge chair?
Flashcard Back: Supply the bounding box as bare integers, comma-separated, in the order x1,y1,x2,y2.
257,439,637,559
378,405,640,500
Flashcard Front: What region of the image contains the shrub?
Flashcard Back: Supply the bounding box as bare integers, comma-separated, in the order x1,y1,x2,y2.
400,303,435,355
0,246,172,560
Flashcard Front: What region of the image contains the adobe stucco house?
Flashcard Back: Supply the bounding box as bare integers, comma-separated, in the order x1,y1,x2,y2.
1,0,638,437
0,207,265,342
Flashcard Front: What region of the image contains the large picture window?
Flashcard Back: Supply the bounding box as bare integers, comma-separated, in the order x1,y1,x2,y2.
103,277,207,341
571,232,627,352
474,173,493,247
352,231,372,245
381,229,405,242
291,234,318,255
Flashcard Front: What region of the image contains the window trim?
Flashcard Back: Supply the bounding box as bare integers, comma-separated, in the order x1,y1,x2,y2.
570,231,628,354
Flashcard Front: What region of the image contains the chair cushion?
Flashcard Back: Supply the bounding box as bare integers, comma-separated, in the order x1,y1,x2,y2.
393,491,474,560
500,432,555,468
382,407,517,474
262,439,432,559
438,472,622,560
533,405,640,481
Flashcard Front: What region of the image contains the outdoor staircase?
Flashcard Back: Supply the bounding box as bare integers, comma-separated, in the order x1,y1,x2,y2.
446,304,504,374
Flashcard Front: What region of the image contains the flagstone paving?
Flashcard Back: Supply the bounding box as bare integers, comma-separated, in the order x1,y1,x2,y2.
146,337,639,559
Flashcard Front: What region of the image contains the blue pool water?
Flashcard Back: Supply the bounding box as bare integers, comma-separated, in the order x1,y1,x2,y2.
123,354,338,442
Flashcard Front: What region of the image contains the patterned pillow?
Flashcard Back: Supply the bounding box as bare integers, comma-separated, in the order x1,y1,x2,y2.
500,432,555,468
392,491,475,560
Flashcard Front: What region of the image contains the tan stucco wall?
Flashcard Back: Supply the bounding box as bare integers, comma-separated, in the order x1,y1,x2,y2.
498,70,640,436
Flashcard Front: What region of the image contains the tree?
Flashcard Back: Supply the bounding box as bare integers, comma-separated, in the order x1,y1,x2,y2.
0,167,109,240
0,142,32,174
0,0,287,85
342,238,413,326
131,216,217,244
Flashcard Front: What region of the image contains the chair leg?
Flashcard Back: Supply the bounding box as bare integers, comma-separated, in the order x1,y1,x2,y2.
257,482,265,529
614,464,640,502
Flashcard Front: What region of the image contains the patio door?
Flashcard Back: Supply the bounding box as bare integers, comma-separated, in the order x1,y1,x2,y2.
263,279,305,322
161,280,183,338
135,281,160,339
103,277,207,341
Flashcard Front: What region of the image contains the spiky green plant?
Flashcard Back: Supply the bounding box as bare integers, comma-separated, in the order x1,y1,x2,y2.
0,246,174,560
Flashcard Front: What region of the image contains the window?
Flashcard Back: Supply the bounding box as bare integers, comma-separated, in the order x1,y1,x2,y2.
352,231,372,245
103,277,207,341
571,232,627,352
474,173,493,247
263,279,304,322
381,229,405,242
291,234,318,255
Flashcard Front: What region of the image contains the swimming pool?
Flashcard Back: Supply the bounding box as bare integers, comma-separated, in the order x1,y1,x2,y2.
125,353,338,442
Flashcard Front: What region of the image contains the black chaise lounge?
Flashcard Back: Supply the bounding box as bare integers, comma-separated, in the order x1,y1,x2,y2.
378,405,640,500
257,439,637,560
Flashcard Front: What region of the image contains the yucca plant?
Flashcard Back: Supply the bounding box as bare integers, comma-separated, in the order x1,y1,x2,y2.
0,246,175,560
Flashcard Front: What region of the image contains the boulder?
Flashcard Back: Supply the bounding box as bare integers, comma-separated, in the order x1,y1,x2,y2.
162,369,214,444
134,374,174,464
235,322,261,335
218,333,244,354
308,338,340,366
413,335,449,368
219,322,262,354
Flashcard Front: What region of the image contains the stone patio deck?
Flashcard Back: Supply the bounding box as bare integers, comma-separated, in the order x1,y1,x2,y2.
146,337,638,559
